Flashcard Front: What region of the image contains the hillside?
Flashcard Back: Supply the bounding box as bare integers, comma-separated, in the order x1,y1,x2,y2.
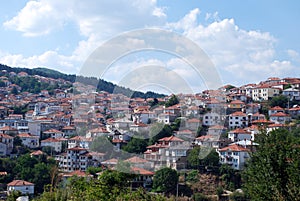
0,63,165,98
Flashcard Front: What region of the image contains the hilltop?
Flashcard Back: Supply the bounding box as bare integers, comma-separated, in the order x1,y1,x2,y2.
0,63,165,99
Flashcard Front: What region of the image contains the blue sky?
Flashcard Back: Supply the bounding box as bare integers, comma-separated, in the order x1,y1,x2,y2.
0,0,299,94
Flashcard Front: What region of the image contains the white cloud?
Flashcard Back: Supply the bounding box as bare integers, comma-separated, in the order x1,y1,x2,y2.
3,0,67,37
166,9,297,85
0,50,76,73
1,2,299,90
3,0,166,37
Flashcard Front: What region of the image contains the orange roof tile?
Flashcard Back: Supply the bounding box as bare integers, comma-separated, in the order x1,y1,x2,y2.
219,144,249,152
7,180,34,186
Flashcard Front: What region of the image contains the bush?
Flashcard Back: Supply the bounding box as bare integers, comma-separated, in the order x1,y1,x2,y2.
193,193,211,201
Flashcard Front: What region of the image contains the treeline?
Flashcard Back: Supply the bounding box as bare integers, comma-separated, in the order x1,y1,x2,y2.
0,64,165,98
0,154,57,194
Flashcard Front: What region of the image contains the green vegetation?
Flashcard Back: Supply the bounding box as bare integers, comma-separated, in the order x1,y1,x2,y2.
165,94,179,107
0,153,57,194
243,128,300,200
122,137,148,154
152,167,178,193
0,63,165,98
34,170,166,201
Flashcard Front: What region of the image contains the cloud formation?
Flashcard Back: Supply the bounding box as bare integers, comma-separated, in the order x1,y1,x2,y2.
1,1,299,91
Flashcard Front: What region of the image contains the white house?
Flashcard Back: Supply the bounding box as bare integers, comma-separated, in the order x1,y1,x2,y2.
202,112,222,126
218,144,250,170
269,112,291,124
289,106,300,119
18,133,40,149
228,111,248,129
157,113,176,125
41,138,62,153
228,128,252,142
282,88,300,101
0,133,13,156
7,180,34,195
252,85,280,101
268,106,284,117
57,147,100,172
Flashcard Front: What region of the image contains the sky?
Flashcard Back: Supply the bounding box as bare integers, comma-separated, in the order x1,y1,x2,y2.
0,0,299,94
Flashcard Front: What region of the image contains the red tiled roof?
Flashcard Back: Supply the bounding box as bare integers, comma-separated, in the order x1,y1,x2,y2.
0,133,13,139
18,133,38,138
229,128,251,134
125,156,149,163
41,138,60,143
219,144,249,152
252,119,273,124
230,111,247,116
270,112,289,117
269,106,284,111
131,167,154,176
0,126,18,131
30,150,44,156
230,100,245,104
7,180,34,186
158,135,184,142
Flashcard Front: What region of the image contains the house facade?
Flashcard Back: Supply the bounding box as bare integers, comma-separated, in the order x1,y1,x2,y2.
218,144,250,170
7,180,34,195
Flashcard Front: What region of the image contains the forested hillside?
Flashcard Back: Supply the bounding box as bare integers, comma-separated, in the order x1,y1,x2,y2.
0,64,165,98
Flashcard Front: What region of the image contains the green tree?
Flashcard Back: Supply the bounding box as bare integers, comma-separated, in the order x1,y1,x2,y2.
243,128,300,200
90,136,113,153
149,123,172,144
7,190,22,201
269,95,288,108
152,167,178,193
187,146,201,169
165,94,179,107
122,137,148,154
11,86,18,95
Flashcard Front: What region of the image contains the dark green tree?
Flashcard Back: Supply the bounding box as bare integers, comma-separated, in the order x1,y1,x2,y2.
243,128,300,200
11,86,18,95
122,137,148,154
152,167,178,193
149,123,173,145
269,95,288,108
187,146,201,169
90,136,114,153
165,94,179,107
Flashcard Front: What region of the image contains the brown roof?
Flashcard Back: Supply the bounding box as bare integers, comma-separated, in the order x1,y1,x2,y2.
41,138,60,143
229,128,251,134
230,111,247,116
270,112,289,117
0,126,18,131
30,150,45,156
18,133,38,138
124,156,149,164
252,119,273,124
7,180,34,186
131,167,154,176
43,129,63,134
0,133,13,139
219,144,249,152
158,135,184,142
269,106,284,111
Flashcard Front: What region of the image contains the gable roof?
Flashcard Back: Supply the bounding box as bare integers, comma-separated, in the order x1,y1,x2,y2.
124,156,149,164
158,135,184,142
7,180,34,186
219,144,249,152
230,111,247,116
